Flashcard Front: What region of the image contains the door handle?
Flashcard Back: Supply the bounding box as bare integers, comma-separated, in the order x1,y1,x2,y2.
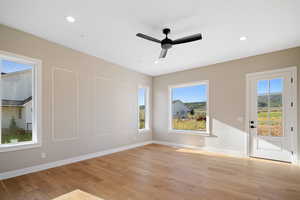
249,120,256,128
250,125,256,129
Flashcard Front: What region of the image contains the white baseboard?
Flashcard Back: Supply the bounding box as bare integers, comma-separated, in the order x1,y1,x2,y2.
152,140,247,158
0,141,152,180
153,140,203,150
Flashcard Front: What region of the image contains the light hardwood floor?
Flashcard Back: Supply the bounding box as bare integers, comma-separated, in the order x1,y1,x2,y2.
1,144,300,200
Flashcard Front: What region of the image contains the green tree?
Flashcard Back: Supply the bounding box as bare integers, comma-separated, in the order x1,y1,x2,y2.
9,117,19,134
190,109,195,119
258,101,267,108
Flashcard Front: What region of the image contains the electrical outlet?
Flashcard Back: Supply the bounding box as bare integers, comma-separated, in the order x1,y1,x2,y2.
41,152,47,159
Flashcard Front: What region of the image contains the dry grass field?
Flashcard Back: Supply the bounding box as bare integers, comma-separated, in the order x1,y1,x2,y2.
257,109,282,136
139,107,145,129
172,109,206,131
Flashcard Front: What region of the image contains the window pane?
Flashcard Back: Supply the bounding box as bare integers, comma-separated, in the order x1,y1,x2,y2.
1,59,33,144
257,78,283,137
138,88,146,129
171,84,207,131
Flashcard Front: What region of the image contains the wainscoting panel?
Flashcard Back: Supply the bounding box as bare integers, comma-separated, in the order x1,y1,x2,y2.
52,68,79,141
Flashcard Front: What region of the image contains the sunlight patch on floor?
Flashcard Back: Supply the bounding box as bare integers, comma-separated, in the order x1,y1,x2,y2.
175,148,237,158
176,148,206,154
52,189,104,200
175,148,293,166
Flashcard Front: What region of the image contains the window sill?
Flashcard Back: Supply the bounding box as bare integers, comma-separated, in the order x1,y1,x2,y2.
138,128,151,134
168,129,210,136
0,141,41,153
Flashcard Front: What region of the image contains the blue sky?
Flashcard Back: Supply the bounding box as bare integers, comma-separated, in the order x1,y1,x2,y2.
1,59,32,73
257,78,283,95
138,88,146,105
172,85,207,103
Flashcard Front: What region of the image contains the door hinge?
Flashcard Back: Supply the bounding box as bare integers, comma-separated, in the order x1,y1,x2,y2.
291,77,294,83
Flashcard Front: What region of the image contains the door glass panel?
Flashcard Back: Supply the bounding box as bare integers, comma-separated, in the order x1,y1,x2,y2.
257,78,283,137
270,78,283,136
257,80,270,136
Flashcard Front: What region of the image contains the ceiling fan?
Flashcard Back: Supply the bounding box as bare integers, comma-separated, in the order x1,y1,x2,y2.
136,28,202,59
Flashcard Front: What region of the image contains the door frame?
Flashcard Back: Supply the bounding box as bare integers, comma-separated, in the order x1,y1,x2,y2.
245,66,298,164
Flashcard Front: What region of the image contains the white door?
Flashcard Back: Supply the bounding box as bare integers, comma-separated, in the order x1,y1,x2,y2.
247,67,297,162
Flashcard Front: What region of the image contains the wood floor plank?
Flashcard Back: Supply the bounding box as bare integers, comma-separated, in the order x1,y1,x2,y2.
2,144,300,200
0,180,11,200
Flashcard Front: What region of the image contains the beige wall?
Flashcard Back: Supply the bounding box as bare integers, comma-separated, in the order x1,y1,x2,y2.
0,25,152,173
153,47,300,160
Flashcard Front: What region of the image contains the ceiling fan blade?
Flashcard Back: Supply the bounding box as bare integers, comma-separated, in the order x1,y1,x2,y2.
159,49,168,58
136,33,161,43
172,33,202,45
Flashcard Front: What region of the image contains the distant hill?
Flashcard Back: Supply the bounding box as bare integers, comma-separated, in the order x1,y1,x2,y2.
181,93,281,111
184,102,206,111
258,93,282,108
139,105,145,110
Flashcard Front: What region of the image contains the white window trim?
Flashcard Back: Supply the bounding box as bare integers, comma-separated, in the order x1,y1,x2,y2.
138,85,150,133
0,51,42,152
168,80,210,136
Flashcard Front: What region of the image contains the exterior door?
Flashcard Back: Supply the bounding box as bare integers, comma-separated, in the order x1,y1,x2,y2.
247,67,297,162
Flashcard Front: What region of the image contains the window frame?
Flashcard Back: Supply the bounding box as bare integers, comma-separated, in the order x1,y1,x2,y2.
168,81,209,135
0,51,42,152
137,85,150,133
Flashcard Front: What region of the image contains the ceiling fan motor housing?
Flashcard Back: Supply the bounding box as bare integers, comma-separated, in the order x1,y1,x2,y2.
161,38,173,49
162,28,172,49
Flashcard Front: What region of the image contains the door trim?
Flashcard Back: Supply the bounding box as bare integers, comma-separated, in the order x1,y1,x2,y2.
245,66,298,164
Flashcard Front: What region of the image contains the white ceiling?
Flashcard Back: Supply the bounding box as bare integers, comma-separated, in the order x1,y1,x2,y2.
0,0,300,76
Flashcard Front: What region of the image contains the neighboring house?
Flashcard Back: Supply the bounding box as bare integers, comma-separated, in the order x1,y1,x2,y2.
172,100,191,119
1,69,32,130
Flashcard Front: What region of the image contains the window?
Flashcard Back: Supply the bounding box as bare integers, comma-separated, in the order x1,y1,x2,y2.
0,52,41,152
169,81,209,134
138,87,149,131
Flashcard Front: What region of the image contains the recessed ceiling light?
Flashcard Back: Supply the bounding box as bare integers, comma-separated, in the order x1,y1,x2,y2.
240,36,247,41
66,16,75,23
154,60,159,64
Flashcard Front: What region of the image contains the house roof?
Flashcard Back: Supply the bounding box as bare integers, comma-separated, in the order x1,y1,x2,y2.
1,96,32,106
1,69,31,77
172,100,184,104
